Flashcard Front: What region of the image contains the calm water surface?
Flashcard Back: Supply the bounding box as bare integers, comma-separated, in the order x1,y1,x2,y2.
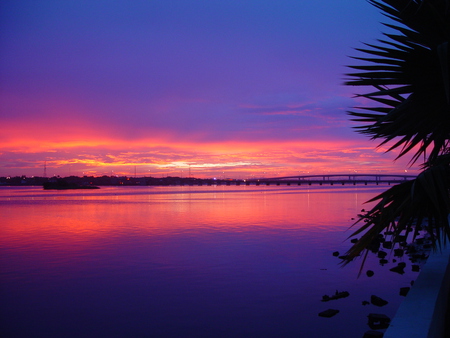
0,186,420,337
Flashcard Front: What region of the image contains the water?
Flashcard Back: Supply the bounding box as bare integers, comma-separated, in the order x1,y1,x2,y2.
0,186,420,337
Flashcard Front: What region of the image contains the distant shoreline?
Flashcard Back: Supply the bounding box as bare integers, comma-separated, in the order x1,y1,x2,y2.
1,174,414,187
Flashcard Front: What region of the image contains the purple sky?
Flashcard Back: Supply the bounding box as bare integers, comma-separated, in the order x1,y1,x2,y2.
0,0,418,178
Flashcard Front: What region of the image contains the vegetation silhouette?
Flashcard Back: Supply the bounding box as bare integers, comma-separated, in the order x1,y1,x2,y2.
343,0,450,264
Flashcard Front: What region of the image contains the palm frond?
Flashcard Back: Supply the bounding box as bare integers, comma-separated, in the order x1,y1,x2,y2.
343,0,450,265
342,161,450,264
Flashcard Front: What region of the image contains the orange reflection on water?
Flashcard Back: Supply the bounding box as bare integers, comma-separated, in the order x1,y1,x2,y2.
0,186,382,246
0,185,420,338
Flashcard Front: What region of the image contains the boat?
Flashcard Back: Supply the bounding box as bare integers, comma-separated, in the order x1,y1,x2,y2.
43,179,100,190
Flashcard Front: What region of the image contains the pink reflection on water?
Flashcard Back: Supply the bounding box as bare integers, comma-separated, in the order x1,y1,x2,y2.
0,186,418,337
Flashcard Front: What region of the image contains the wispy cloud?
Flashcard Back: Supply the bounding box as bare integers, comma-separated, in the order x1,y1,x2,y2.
0,1,416,177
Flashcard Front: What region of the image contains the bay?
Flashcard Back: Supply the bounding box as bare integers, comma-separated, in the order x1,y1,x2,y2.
0,186,420,337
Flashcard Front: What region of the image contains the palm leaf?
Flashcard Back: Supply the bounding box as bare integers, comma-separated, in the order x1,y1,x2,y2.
342,162,450,264
343,0,450,265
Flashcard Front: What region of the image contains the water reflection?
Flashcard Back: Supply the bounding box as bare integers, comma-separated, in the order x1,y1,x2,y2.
0,186,416,337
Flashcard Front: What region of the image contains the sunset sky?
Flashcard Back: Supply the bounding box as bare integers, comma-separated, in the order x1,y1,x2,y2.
0,0,419,178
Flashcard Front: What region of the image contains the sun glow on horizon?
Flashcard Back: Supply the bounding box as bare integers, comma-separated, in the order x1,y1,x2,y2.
0,137,419,179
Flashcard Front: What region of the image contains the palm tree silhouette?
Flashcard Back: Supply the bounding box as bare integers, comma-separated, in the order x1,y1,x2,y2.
343,0,450,263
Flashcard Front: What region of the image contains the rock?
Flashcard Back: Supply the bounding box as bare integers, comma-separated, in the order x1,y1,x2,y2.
383,241,392,249
332,251,339,257
318,309,339,317
363,330,384,338
412,264,420,272
379,259,388,265
413,253,428,261
367,313,391,330
321,290,349,301
371,295,388,307
394,248,404,257
400,287,410,296
366,270,374,277
394,235,407,243
369,240,380,253
377,251,387,258
362,300,370,306
406,244,417,253
390,264,405,275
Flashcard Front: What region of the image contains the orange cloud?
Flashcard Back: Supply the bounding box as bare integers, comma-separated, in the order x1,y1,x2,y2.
0,97,419,178
0,131,418,178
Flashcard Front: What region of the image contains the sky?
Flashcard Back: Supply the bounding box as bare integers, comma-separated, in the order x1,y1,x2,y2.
0,0,420,178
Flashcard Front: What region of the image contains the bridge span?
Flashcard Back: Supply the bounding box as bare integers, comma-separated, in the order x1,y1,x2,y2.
134,174,416,186
245,174,416,186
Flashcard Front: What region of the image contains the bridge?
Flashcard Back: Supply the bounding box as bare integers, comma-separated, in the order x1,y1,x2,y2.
244,174,416,186
135,174,416,186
